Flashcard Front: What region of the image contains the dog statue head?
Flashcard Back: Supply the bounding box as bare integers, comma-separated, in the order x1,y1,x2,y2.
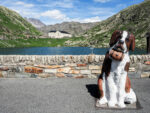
109,30,135,53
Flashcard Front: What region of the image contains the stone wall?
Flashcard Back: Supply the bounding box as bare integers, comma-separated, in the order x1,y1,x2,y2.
0,55,150,78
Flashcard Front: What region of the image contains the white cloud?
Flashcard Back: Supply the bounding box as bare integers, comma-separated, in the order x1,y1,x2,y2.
89,7,115,20
37,0,74,8
40,15,101,25
94,0,111,3
15,1,34,8
116,4,127,9
9,6,40,18
63,16,101,23
52,1,73,8
81,16,101,23
91,8,114,15
7,6,40,19
0,0,38,18
41,10,68,20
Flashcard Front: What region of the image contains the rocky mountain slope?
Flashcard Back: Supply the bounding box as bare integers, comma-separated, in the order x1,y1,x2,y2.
40,22,99,36
0,6,41,39
25,18,46,28
66,0,150,48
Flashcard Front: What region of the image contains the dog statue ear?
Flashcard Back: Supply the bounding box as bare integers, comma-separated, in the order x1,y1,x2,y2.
109,30,122,47
129,34,135,51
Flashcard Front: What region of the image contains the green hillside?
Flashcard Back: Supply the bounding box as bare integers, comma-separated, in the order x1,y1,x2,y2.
0,6,41,39
66,0,150,48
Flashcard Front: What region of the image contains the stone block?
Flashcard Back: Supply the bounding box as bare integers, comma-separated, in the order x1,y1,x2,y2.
95,55,100,62
77,64,87,67
47,65,63,69
91,70,101,74
24,67,43,74
141,72,150,78
65,63,77,67
44,69,57,73
24,66,33,73
74,75,85,78
141,64,150,72
57,67,71,73
38,73,53,78
0,71,3,77
0,67,9,71
1,71,8,77
36,65,63,69
69,70,80,74
75,67,88,70
145,61,150,65
15,73,31,78
7,72,16,78
11,67,23,73
88,74,97,79
56,73,65,77
18,63,26,66
66,74,74,77
31,74,38,78
80,70,91,75
88,55,93,63
129,67,136,72
26,61,34,65
89,65,101,70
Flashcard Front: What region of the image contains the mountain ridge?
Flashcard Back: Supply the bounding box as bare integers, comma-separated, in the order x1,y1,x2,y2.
40,21,99,36
0,6,41,39
66,0,150,48
25,18,46,28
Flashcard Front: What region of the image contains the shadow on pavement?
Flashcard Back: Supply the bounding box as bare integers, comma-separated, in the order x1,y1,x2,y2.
86,84,100,99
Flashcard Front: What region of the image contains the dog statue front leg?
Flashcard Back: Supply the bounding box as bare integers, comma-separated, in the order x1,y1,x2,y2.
107,72,117,107
118,72,127,108
98,74,108,105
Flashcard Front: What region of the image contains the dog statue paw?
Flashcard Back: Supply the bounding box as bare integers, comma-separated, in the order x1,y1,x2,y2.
98,97,108,105
108,101,117,108
118,102,126,108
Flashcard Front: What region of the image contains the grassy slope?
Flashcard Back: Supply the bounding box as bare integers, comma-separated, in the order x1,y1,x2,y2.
0,6,85,48
0,6,41,39
67,0,150,48
0,37,84,48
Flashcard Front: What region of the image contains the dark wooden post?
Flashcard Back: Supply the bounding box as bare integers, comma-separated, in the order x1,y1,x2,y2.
146,32,150,54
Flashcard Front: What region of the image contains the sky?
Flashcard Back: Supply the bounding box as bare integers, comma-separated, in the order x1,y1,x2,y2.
0,0,144,25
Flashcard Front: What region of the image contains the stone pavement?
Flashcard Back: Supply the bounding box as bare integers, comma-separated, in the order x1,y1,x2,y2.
0,77,150,113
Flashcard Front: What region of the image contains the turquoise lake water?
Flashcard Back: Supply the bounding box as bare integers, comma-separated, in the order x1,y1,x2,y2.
0,47,146,55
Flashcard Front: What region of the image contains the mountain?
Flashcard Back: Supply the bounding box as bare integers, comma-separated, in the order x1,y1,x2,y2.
66,0,150,48
0,6,41,39
25,18,46,28
39,21,99,36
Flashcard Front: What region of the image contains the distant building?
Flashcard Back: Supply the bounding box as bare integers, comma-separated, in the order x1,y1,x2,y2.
48,30,72,38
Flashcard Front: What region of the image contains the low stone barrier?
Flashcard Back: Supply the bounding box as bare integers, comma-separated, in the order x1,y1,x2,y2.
0,55,149,78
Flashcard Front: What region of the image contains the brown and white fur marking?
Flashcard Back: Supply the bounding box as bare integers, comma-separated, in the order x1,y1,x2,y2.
98,30,136,108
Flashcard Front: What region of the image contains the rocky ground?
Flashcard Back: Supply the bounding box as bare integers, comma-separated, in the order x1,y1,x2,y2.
0,77,149,113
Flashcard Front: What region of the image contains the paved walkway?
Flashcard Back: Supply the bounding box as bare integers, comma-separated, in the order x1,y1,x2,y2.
0,77,150,113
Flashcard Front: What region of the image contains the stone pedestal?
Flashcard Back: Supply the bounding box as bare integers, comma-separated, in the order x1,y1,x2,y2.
96,99,142,110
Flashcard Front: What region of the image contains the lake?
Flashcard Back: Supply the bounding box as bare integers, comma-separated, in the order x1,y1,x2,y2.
0,47,146,55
